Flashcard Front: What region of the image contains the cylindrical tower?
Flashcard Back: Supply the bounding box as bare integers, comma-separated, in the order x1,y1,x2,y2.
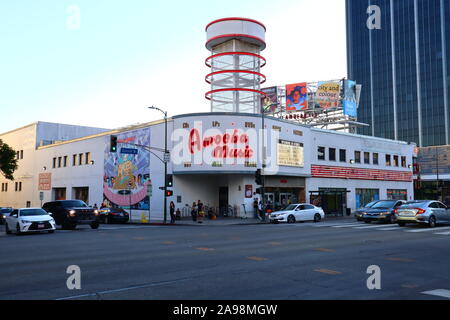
205,17,267,113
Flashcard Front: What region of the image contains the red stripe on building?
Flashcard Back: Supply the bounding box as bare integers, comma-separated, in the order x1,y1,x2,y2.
311,165,413,182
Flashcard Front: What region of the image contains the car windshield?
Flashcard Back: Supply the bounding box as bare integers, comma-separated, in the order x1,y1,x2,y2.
371,200,397,209
282,204,298,211
364,201,378,208
61,200,88,208
0,208,13,213
20,209,48,216
400,201,427,207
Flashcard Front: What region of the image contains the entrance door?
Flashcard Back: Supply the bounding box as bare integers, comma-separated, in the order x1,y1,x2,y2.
264,193,275,206
219,187,228,216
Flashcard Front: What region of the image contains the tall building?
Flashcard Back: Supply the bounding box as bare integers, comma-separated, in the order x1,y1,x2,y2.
346,0,450,147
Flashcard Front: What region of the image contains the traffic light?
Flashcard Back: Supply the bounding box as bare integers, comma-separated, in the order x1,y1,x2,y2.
165,189,173,197
166,174,173,188
110,135,118,152
255,169,262,185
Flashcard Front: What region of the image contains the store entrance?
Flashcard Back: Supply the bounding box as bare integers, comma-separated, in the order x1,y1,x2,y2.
310,189,350,217
263,188,303,211
219,187,229,217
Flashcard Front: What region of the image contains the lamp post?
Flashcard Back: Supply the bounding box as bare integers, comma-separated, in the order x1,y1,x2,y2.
260,103,276,217
148,106,168,224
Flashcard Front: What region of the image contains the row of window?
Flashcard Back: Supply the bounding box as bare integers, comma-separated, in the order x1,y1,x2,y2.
317,147,409,167
52,152,91,168
16,150,23,160
1,182,22,192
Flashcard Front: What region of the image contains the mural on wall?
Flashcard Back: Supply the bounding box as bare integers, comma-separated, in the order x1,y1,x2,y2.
103,128,151,210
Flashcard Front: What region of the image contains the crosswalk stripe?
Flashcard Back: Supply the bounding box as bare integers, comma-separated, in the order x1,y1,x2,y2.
422,289,450,299
332,223,366,228
377,226,402,231
405,226,450,233
313,222,361,227
433,231,450,235
352,224,394,229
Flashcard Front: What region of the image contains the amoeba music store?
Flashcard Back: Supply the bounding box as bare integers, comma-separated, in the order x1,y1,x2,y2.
33,112,415,222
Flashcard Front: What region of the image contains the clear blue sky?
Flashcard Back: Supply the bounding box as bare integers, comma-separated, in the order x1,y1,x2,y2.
0,0,346,132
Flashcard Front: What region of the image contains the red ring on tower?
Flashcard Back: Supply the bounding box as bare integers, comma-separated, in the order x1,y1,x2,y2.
205,52,266,68
205,88,267,101
205,70,266,85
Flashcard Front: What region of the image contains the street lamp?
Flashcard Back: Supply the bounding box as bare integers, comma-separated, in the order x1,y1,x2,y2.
148,106,168,224
260,102,276,217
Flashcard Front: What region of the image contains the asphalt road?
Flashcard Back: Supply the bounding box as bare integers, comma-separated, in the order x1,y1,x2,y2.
1,220,450,300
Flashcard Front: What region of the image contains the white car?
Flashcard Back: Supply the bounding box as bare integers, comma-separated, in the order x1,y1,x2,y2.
5,208,56,235
269,203,325,224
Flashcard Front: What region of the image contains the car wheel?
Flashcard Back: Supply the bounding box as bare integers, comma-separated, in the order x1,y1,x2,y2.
287,215,296,224
5,223,11,235
314,213,322,223
428,216,437,228
90,221,99,229
398,221,406,227
364,220,371,224
16,223,22,235
389,214,396,224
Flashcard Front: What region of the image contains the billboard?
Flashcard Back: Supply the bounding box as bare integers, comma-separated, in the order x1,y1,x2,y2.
417,146,450,175
286,83,308,112
277,140,304,167
261,87,279,113
316,81,341,109
38,173,52,191
103,128,151,210
343,79,357,117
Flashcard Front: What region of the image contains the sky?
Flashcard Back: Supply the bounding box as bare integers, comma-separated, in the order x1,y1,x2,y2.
0,0,346,133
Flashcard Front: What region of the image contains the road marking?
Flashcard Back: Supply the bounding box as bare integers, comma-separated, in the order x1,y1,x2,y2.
55,277,193,300
314,248,335,252
314,269,342,275
332,223,365,228
405,226,450,233
247,256,268,261
385,257,414,263
422,289,450,299
377,226,402,231
401,284,419,289
313,222,361,228
196,247,215,251
352,224,393,229
433,231,450,235
132,237,146,240
268,242,282,246
162,241,175,245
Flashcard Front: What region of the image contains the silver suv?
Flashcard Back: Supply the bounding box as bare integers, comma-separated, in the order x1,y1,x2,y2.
395,200,450,228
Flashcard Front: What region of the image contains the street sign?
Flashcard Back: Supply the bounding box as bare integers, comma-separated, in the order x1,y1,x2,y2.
39,192,44,201
120,148,138,155
163,152,170,162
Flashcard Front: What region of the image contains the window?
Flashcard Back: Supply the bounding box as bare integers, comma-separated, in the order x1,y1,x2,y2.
393,155,399,167
78,153,83,166
387,189,407,200
401,156,407,168
386,154,392,166
58,157,62,168
1,183,4,192
85,152,90,165
20,150,23,159
63,156,67,167
318,147,325,160
73,154,77,166
364,152,370,164
4,183,7,192
329,148,336,161
15,182,18,192
355,151,361,163
19,182,22,192
16,151,20,159
373,153,379,165
53,157,56,168
339,149,346,162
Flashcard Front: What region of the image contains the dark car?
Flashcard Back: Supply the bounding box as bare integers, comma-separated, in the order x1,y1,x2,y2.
42,200,100,230
0,208,13,224
362,200,405,224
99,207,129,224
354,200,379,221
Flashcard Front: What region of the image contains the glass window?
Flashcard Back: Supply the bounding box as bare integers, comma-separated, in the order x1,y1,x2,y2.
78,153,83,166
53,157,56,168
64,156,67,167
393,155,399,167
339,149,346,162
387,189,407,200
364,152,370,164
386,154,392,166
355,151,361,163
85,152,90,165
373,153,379,165
329,148,336,161
401,156,407,167
318,147,325,160
20,150,23,159
58,157,62,168
73,154,77,166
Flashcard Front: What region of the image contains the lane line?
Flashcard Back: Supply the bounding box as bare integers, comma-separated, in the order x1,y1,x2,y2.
352,224,394,229
313,222,363,228
332,223,366,228
405,226,450,233
314,269,342,275
433,231,450,235
247,256,268,261
377,226,402,231
385,257,414,263
314,248,335,252
422,289,450,299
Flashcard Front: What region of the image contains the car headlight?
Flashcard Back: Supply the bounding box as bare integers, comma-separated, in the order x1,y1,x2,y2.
380,212,390,216
94,210,99,216
69,210,76,216
21,220,32,224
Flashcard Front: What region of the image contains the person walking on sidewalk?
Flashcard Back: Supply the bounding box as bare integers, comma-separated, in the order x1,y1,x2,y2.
191,201,198,222
197,200,204,223
169,201,176,224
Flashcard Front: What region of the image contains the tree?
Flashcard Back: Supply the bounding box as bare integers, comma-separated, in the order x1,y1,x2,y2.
0,139,18,180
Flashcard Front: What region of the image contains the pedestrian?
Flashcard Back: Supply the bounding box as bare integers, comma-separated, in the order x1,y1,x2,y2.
176,208,181,220
257,200,263,221
191,201,198,222
93,203,98,209
197,199,204,223
253,198,259,219
170,201,176,224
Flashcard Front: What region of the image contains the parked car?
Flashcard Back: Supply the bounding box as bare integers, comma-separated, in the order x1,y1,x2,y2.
362,200,405,224
0,207,13,225
395,200,450,228
42,200,100,230
354,200,379,221
4,208,56,235
99,207,129,224
269,203,325,224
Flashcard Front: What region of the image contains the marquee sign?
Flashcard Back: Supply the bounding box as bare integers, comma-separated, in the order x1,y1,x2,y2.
277,140,304,168
311,165,413,182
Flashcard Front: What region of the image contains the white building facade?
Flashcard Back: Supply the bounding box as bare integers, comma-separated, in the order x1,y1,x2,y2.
0,114,416,222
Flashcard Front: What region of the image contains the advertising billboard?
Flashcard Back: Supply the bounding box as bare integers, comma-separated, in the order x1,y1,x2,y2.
103,128,151,210
38,173,52,191
261,87,279,113
343,79,357,117
286,83,308,112
316,81,341,109
277,140,304,167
